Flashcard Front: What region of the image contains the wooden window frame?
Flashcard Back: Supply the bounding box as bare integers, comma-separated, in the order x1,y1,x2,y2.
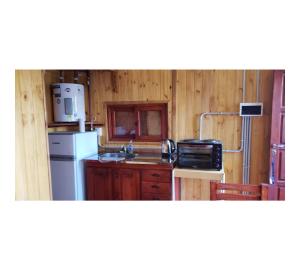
107,103,168,142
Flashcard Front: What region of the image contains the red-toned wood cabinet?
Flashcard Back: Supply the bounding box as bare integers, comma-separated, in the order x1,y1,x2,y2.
86,167,113,200
87,166,140,200
141,170,172,200
113,169,140,200
86,161,173,200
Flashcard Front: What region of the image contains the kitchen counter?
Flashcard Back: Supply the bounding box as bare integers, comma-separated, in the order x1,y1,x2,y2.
85,153,176,169
85,153,176,200
84,153,225,200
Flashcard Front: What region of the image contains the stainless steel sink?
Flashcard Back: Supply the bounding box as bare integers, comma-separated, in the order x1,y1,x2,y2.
98,152,137,162
100,153,127,158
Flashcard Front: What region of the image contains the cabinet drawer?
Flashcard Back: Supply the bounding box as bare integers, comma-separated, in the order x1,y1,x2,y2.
141,170,171,182
142,181,171,194
142,192,171,200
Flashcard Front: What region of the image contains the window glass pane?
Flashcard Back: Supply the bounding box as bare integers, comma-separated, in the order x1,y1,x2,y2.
115,111,136,136
140,111,161,136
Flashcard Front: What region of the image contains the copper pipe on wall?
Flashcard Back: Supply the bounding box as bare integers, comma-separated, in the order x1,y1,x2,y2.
74,70,79,83
87,70,92,122
59,70,64,82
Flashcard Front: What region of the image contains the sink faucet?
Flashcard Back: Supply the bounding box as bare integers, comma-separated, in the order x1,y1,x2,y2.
120,145,127,153
120,140,134,155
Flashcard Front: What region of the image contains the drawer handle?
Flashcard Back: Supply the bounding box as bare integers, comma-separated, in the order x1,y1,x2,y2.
151,185,159,189
152,173,160,177
153,197,160,200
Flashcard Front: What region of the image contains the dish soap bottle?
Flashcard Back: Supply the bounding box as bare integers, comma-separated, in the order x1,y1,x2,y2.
127,140,134,155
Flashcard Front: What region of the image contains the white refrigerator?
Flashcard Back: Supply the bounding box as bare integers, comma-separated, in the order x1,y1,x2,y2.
48,131,98,200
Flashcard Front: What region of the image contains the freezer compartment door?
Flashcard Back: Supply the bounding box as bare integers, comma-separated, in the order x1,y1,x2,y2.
50,159,77,200
74,131,98,159
48,134,75,156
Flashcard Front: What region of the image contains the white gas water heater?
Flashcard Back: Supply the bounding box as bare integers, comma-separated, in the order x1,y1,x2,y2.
52,83,86,122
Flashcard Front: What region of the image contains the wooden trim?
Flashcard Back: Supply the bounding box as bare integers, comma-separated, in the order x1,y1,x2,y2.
173,168,224,180
210,181,262,200
85,159,175,171
214,182,261,193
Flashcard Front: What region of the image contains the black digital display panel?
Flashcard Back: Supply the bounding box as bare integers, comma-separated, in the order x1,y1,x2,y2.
240,103,263,116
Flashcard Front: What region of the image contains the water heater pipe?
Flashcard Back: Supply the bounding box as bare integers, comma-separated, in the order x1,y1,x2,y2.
59,71,64,83
74,70,79,83
87,70,92,121
199,112,244,153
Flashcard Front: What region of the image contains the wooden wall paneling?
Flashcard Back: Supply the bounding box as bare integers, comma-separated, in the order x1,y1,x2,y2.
175,70,187,141
171,70,177,139
89,70,172,145
44,70,59,124
193,71,202,138
200,71,213,139
185,70,195,138
176,70,274,198
15,73,28,199
16,70,51,200
160,70,172,138
138,70,146,100
131,70,139,102
180,178,211,200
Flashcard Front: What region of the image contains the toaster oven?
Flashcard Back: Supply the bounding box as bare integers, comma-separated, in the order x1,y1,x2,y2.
177,139,222,170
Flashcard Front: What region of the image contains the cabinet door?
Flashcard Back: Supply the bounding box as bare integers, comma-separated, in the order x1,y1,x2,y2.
119,169,140,200
112,170,122,200
86,167,113,200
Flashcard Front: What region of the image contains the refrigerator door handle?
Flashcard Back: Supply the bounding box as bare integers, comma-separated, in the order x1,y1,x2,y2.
50,155,76,161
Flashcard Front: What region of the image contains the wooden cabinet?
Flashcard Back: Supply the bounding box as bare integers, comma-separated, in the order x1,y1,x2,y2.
113,169,140,200
85,160,173,200
141,169,172,200
107,103,168,142
86,167,113,200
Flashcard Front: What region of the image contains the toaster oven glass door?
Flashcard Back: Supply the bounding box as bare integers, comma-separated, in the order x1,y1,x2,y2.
178,144,214,169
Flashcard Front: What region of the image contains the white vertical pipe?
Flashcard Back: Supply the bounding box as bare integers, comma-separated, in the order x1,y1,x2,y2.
246,117,249,184
242,117,245,183
242,117,247,184
247,118,252,183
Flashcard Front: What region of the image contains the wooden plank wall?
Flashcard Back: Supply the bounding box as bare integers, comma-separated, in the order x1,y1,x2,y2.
43,69,273,188
15,70,51,200
175,70,273,197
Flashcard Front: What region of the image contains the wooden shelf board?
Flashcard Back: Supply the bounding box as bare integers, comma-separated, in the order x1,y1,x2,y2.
48,122,104,127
